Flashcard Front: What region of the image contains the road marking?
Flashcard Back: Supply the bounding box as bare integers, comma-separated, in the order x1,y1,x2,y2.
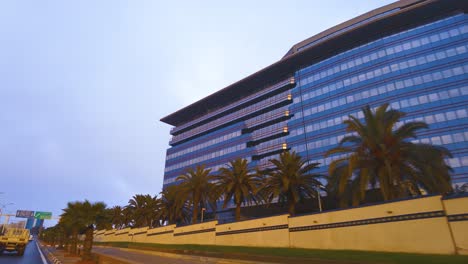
36,241,48,264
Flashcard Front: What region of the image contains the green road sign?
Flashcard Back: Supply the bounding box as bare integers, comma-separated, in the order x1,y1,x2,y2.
34,211,52,219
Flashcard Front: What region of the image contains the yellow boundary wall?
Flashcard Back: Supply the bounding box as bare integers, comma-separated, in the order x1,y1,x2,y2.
95,195,468,255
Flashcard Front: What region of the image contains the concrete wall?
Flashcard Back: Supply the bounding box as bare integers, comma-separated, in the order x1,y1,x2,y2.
94,195,468,255
146,225,175,244
442,196,468,255
114,227,131,242
216,214,289,247
173,221,217,245
289,195,455,254
129,227,148,243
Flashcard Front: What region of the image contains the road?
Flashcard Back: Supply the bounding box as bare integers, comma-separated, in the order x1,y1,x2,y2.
93,247,273,264
0,240,47,264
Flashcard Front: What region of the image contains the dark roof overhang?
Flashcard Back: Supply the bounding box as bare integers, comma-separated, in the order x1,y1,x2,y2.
161,0,467,126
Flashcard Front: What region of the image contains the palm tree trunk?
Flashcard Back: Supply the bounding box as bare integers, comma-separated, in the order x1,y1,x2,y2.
192,198,199,224
235,203,241,221
82,226,94,261
288,200,295,216
70,229,78,255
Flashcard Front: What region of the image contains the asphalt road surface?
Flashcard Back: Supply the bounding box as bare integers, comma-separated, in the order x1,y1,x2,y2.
0,240,47,264
93,247,270,264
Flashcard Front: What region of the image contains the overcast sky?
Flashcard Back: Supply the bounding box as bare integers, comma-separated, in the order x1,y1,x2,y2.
0,0,394,226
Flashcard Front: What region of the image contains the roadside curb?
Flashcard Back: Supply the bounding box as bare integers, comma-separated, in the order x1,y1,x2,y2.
37,242,62,264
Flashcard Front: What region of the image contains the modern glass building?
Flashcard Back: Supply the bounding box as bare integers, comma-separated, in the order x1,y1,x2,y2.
161,0,467,196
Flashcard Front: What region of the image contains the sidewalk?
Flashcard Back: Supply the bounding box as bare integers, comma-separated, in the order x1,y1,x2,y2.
93,246,356,264
38,244,81,264
94,246,278,264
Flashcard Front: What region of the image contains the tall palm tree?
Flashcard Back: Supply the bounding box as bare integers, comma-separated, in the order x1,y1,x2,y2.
59,201,82,255
260,151,322,216
126,194,159,228
326,104,452,206
110,205,126,229
159,185,190,225
79,200,109,261
213,158,261,221
60,200,109,260
176,165,216,224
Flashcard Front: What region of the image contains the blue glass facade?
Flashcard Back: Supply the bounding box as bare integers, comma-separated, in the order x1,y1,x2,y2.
289,13,468,187
162,5,468,193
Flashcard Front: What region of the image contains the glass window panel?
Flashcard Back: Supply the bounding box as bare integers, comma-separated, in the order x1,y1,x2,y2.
461,86,468,95
461,156,468,167
378,86,386,94
453,66,463,75
456,45,466,54
431,136,441,145
456,109,467,118
424,115,434,124
428,93,438,102
441,135,452,144
395,81,405,89
409,97,419,106
449,89,460,97
426,54,436,62
418,95,428,104
429,34,440,42
435,51,446,60
434,113,445,122
432,71,443,81
439,31,449,40
438,90,449,100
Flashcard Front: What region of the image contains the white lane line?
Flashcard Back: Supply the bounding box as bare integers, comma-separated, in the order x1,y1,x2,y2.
36,241,49,264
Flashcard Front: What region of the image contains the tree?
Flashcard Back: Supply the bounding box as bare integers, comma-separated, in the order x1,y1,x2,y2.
326,104,453,206
60,200,109,261
159,185,190,225
213,158,261,221
176,165,217,224
260,151,323,216
110,205,126,229
126,194,160,228
80,201,109,261
59,201,82,255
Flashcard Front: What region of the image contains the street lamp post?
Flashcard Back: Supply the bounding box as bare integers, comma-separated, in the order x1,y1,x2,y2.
201,208,206,223
316,186,323,212
0,202,14,234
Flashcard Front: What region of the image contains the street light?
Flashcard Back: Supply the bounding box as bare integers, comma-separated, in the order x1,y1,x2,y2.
201,208,206,223
0,202,14,234
316,186,323,212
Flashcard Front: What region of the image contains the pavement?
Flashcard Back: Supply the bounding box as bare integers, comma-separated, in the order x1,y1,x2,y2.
36,244,361,264
43,246,81,264
93,246,277,264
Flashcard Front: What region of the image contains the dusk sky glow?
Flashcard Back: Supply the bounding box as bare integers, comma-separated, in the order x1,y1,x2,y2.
0,0,394,226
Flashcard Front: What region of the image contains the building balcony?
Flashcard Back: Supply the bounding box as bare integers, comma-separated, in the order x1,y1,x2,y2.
169,92,292,146
170,77,295,135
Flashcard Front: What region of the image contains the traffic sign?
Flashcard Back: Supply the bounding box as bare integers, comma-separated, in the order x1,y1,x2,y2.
34,211,52,219
16,210,35,218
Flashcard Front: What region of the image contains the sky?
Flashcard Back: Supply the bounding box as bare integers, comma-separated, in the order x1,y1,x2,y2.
0,0,395,226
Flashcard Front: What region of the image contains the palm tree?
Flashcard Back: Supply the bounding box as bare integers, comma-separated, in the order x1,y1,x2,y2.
260,151,323,216
176,165,217,224
326,104,453,206
80,200,109,261
110,205,126,229
159,185,190,225
59,201,82,255
213,158,261,221
60,200,109,260
126,194,160,228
